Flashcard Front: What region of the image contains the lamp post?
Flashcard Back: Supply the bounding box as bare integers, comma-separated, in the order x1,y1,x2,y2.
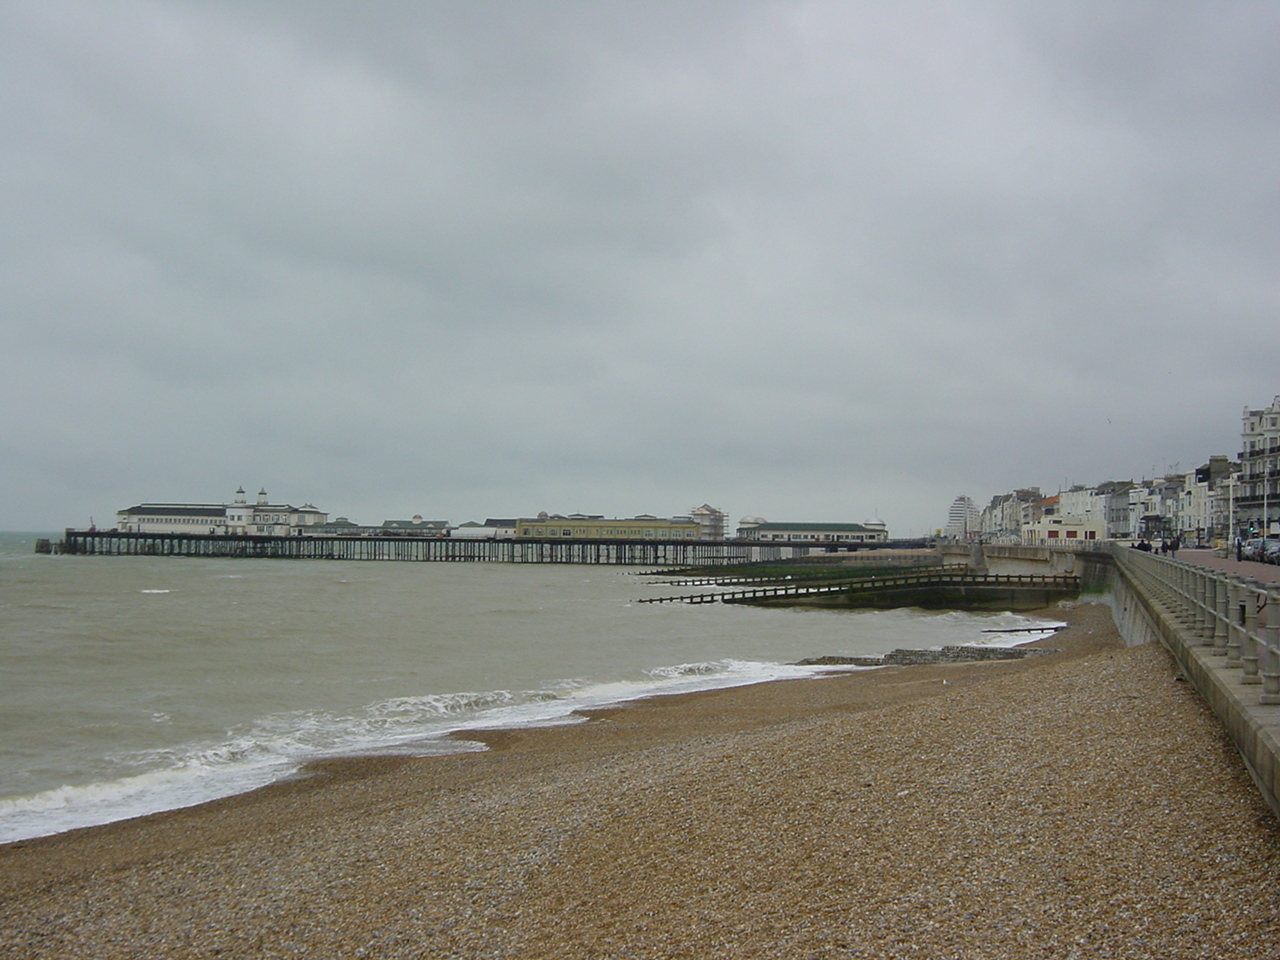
1227,475,1238,545
1265,455,1271,539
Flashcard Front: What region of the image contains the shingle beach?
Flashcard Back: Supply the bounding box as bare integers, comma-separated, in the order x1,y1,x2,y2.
3,602,1280,959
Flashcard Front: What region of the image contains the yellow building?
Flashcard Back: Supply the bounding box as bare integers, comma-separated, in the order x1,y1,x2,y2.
516,513,702,539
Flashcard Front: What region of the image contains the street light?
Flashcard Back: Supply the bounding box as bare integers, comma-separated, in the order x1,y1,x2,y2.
1227,475,1238,544
1265,457,1271,539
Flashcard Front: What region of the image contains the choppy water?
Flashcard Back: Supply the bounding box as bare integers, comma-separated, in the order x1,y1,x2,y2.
0,532,1059,842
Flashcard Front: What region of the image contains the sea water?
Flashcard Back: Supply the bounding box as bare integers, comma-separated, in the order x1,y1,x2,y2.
0,532,1061,842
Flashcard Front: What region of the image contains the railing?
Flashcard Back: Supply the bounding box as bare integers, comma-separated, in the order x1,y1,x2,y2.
639,571,1080,605
1111,545,1280,705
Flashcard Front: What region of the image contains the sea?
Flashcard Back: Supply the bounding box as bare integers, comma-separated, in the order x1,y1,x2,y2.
0,532,1062,843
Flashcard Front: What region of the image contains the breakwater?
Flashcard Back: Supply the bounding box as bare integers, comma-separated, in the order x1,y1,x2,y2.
795,645,1057,667
641,570,1081,611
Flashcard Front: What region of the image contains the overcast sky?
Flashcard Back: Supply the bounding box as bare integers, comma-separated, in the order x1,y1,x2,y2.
3,1,1277,535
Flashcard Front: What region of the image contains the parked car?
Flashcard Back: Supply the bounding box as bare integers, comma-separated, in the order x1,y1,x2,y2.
1263,539,1280,565
1242,538,1265,561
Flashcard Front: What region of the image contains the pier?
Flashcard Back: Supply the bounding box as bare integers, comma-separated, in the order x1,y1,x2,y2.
49,529,930,566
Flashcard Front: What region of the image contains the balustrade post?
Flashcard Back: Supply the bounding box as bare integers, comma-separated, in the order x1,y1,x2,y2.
1260,587,1280,706
1168,562,1188,624
1181,563,1199,626
1211,574,1229,655
1225,578,1244,666
1195,568,1213,642
1242,580,1264,685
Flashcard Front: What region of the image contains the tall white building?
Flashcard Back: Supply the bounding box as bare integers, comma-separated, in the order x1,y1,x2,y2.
945,496,979,539
1239,396,1280,536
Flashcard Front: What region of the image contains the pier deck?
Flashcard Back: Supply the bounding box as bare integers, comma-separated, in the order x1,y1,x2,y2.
48,530,931,566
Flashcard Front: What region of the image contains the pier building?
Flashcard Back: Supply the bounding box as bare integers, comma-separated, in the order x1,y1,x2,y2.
116,488,327,536
688,504,727,541
453,520,518,539
515,513,703,540
734,519,889,544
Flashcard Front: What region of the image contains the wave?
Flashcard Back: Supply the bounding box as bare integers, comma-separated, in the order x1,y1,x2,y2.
0,657,858,844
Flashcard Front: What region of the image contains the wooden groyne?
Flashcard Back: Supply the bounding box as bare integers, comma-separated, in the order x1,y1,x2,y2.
639,570,1081,610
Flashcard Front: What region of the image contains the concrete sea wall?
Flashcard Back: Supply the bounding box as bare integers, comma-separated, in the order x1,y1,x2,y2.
982,545,1280,820
1103,551,1280,820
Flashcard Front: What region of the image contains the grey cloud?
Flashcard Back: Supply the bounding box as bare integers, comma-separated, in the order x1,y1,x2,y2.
2,0,1277,535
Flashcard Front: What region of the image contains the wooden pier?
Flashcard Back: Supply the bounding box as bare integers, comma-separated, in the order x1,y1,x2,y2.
50,530,917,566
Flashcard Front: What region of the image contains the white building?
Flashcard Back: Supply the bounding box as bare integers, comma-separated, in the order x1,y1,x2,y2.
452,520,517,539
1238,396,1280,536
117,488,328,535
1057,486,1104,524
688,504,727,541
978,489,1042,542
944,496,979,539
1021,514,1107,544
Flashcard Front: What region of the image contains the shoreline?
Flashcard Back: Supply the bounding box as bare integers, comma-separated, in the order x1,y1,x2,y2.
5,601,1280,957
0,610,1060,846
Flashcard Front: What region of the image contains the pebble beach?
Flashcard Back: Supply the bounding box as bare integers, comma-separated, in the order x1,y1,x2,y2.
3,601,1280,959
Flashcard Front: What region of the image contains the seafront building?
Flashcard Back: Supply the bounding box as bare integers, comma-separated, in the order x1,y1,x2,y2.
116,488,328,536
961,394,1275,545
1020,513,1107,543
1237,396,1280,536
970,470,1235,546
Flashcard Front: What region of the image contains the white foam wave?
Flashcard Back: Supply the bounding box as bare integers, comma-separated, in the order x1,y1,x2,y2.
0,658,851,844
0,757,290,844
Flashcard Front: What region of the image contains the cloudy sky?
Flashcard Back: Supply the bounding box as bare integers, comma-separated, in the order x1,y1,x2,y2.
3,1,1277,535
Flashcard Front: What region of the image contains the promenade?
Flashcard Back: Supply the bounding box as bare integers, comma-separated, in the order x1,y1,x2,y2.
3,602,1279,958
1178,547,1280,585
